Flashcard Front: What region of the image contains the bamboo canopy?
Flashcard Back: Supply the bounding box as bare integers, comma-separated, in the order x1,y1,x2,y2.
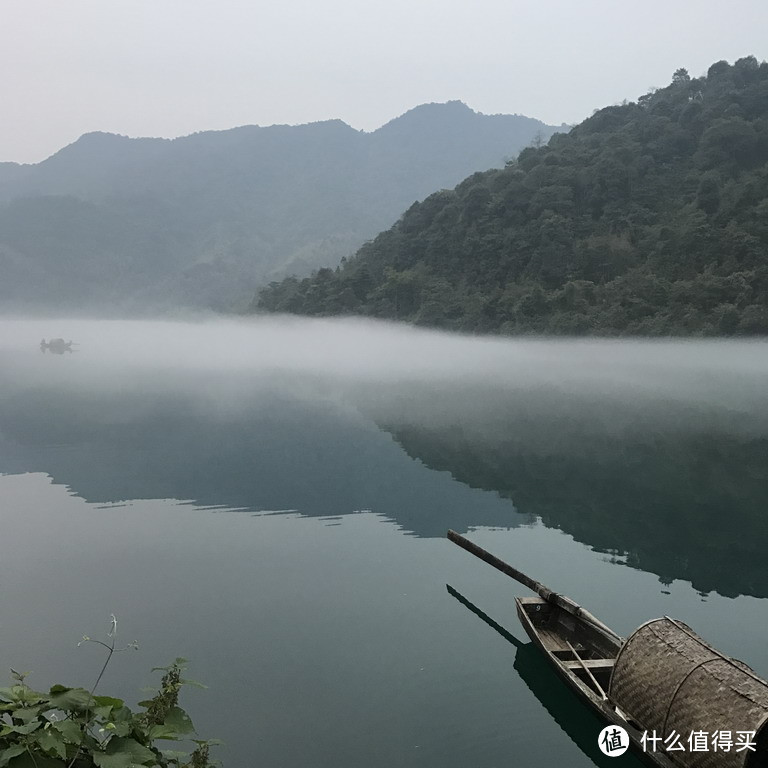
609,618,768,767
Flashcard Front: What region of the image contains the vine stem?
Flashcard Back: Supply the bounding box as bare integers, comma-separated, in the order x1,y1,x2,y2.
89,645,114,700
25,745,40,768
66,617,117,768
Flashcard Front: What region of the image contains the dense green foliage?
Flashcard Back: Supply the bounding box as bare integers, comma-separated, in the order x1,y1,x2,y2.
0,659,214,768
257,58,768,335
0,103,557,313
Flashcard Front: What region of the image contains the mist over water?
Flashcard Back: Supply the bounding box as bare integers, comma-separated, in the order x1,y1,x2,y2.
2,316,768,767
2,316,767,577
3,315,768,428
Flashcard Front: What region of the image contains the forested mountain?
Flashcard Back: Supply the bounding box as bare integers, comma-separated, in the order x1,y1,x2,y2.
0,102,559,312
257,58,768,335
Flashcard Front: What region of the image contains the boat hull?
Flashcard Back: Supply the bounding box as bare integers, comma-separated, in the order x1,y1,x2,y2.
515,596,678,768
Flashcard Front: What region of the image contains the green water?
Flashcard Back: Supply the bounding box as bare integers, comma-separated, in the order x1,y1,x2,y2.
1,318,767,767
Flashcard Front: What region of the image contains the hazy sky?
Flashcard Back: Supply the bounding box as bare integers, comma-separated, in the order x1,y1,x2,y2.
2,0,766,164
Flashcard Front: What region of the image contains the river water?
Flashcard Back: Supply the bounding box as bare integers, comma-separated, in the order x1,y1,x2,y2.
1,318,767,767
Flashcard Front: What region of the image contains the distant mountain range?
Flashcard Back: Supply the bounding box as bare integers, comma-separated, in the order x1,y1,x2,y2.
0,102,562,312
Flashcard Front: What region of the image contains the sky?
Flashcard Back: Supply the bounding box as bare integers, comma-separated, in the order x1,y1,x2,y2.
1,0,766,164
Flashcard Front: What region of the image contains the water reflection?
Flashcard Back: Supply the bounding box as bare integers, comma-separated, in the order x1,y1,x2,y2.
0,387,528,537
3,320,768,768
2,373,767,598
389,415,768,598
3,319,767,600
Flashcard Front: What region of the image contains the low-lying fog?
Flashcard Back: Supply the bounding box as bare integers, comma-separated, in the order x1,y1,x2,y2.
3,315,768,768
2,315,767,439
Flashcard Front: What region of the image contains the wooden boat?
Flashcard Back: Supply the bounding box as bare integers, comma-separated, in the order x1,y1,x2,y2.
512,595,678,765
446,529,768,768
40,338,74,354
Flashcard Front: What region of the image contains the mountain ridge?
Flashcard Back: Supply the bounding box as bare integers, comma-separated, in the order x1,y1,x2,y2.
0,101,559,312
0,101,558,169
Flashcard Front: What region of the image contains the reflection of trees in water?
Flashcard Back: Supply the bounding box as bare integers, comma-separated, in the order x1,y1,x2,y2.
388,416,768,599
2,378,766,597
0,389,528,539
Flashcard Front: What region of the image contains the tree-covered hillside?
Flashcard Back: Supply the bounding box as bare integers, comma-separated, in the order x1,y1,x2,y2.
257,58,768,335
0,102,559,313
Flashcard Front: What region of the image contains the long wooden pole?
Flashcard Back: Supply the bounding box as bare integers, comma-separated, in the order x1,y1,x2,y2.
566,640,607,700
446,529,618,639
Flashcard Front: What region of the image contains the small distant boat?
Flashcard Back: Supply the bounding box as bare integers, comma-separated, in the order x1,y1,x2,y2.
447,529,768,767
40,338,74,354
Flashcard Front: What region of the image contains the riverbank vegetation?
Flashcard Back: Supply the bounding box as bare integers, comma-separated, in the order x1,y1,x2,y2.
0,644,214,768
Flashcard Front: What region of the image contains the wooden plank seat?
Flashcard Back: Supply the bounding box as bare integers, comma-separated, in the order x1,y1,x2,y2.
563,658,616,670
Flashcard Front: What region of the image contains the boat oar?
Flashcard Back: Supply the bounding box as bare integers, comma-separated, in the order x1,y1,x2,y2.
446,529,618,639
566,640,607,700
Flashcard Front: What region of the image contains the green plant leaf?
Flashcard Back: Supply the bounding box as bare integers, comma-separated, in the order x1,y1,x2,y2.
0,687,41,706
91,737,157,768
164,706,194,735
93,696,124,709
110,705,133,722
34,728,67,760
107,720,132,738
10,707,42,723
98,706,133,739
52,719,82,744
146,724,178,742
2,721,41,735
145,704,194,741
0,745,25,768
92,696,126,719
48,688,96,712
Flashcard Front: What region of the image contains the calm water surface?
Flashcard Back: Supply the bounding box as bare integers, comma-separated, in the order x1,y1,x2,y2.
1,318,767,768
